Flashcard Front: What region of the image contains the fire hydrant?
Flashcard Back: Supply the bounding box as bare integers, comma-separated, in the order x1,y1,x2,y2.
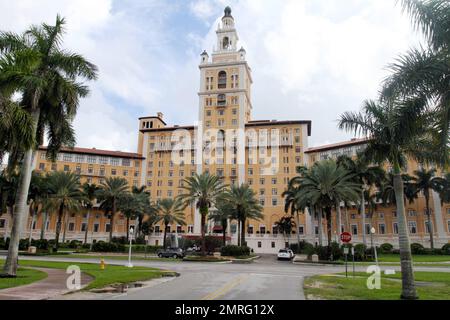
100,258,106,270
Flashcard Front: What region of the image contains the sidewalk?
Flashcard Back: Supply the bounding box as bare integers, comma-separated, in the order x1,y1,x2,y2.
0,267,93,300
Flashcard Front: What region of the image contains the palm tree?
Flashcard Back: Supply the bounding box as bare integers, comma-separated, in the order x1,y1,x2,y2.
45,172,82,251
209,201,233,247
80,183,99,245
339,98,448,300
28,172,49,243
221,184,263,247
97,177,129,242
275,216,296,243
282,185,304,250
0,16,98,276
337,155,385,246
155,198,185,249
178,173,225,256
292,160,360,254
382,0,450,164
411,168,445,249
131,186,154,237
437,173,450,204
0,96,35,166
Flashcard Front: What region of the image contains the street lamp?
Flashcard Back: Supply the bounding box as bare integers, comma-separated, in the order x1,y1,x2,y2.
370,227,379,267
126,226,134,268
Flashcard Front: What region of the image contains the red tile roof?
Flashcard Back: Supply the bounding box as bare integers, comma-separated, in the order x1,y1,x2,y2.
38,146,145,159
305,138,369,154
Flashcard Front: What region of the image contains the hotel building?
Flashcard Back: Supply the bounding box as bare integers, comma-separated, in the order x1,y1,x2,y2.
0,7,448,252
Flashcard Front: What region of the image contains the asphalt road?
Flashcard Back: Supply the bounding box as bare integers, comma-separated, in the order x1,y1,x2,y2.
4,254,448,300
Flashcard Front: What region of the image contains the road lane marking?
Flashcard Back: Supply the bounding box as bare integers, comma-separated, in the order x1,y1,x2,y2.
201,275,249,300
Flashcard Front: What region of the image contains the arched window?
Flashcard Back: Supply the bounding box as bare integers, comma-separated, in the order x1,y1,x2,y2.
223,37,229,49
218,71,227,89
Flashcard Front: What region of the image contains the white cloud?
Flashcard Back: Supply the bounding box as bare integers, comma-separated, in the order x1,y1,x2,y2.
1,0,421,152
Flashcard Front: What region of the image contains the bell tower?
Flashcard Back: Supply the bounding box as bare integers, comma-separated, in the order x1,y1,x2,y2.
196,5,253,204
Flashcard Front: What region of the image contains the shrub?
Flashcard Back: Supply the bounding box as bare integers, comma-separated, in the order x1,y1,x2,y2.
290,241,314,254
442,243,450,255
19,239,29,251
92,241,125,253
379,243,394,254
411,243,425,255
68,240,82,249
194,236,223,253
221,245,251,257
330,242,343,261
353,244,367,261
31,239,49,250
0,237,6,250
112,237,127,245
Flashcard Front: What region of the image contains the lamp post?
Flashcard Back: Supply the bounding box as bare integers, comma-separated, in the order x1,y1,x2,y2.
370,227,378,267
126,226,134,268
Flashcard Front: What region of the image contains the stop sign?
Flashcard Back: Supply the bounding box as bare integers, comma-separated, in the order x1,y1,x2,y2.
340,232,352,243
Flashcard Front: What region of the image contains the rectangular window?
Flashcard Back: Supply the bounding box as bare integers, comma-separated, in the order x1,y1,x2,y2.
365,224,371,235
272,198,278,206
258,241,262,248
425,221,432,234
87,155,97,164
408,221,417,234
299,225,305,235
68,223,75,232
271,242,276,248
111,158,120,166
379,224,386,235
99,156,108,165
393,223,400,235
64,165,70,172
39,163,45,171
188,225,194,234
315,226,319,236
122,159,131,167
0,219,6,229
81,223,87,232
260,226,266,234
105,224,111,233
75,155,85,163
351,224,358,235
93,224,99,233
51,163,57,171
63,153,73,162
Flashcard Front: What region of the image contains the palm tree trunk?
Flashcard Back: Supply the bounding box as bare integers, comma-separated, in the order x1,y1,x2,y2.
295,210,301,250
336,202,342,244
109,200,116,242
84,209,90,245
28,207,37,246
325,208,332,247
200,207,207,256
393,172,418,300
2,143,37,276
163,224,167,249
241,218,246,247
237,220,241,247
424,192,434,249
317,208,323,247
62,212,68,244
55,206,64,251
126,217,130,242
361,189,367,246
345,207,350,232
40,211,47,240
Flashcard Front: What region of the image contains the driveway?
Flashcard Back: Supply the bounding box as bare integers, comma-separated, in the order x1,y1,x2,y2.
3,254,450,300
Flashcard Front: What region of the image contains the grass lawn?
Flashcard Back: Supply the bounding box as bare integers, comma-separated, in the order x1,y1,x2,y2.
43,254,181,263
1,259,174,290
304,271,450,300
377,254,450,263
0,268,48,290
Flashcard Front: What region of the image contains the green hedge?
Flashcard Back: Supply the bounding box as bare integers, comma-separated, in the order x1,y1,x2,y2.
221,245,251,257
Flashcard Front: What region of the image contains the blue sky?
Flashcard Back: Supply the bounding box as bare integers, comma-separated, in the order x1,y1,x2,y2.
0,0,421,152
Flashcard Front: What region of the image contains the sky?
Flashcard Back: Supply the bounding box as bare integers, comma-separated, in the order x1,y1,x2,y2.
0,0,421,152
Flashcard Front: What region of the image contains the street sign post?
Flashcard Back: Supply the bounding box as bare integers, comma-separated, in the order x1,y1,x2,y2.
340,232,352,244
351,247,355,278
144,235,149,259
343,247,350,278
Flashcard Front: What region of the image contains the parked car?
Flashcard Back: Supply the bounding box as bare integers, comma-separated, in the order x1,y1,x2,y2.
157,248,185,259
277,249,294,261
